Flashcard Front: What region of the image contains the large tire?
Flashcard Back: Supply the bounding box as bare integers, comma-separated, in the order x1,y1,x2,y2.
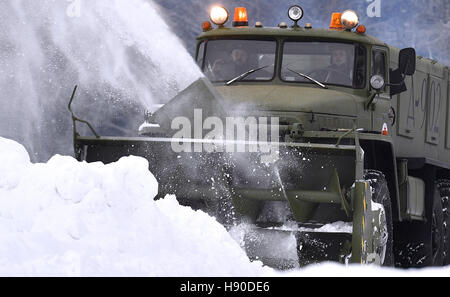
393,181,445,267
431,184,444,266
364,170,394,266
437,180,449,265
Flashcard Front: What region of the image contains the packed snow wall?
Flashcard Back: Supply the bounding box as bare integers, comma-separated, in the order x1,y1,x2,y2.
2,136,450,276
0,136,269,276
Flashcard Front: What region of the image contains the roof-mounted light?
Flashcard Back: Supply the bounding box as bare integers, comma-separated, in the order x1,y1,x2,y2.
210,5,229,26
329,12,344,29
356,25,366,34
288,5,304,27
202,21,212,32
233,7,248,27
340,10,359,30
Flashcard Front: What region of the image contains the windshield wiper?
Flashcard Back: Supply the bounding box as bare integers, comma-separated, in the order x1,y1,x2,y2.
287,68,328,89
226,64,272,86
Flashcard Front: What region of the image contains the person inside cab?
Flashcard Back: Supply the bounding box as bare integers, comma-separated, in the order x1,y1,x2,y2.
203,39,277,83
309,46,353,86
230,48,249,71
210,46,260,81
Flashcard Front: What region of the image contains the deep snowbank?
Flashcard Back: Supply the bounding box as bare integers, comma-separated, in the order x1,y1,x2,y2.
0,137,267,276
1,136,449,276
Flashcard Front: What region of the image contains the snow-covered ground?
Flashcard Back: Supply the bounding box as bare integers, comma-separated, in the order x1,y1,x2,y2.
0,136,449,277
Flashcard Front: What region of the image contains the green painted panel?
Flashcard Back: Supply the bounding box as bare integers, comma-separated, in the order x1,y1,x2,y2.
397,71,428,139
425,75,443,145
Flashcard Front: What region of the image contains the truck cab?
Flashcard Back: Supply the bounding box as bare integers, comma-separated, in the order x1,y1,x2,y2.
195,9,400,134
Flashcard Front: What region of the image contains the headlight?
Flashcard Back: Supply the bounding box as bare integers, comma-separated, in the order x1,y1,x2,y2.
370,75,385,90
288,5,304,22
340,10,359,30
210,6,229,26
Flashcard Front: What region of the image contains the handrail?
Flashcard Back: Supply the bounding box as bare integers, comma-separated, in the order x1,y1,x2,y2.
67,85,100,139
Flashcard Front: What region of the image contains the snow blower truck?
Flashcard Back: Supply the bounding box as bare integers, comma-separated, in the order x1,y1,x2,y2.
68,5,450,269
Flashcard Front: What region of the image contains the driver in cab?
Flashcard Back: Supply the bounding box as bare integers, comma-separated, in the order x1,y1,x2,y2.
211,47,255,81
307,47,353,86
323,48,353,86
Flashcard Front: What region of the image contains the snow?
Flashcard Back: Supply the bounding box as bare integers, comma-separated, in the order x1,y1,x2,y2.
1,136,450,276
138,122,161,134
265,221,353,233
0,136,266,276
0,0,203,161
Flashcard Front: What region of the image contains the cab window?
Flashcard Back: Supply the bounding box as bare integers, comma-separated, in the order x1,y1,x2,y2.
281,41,366,88
196,41,205,68
371,50,387,78
371,49,387,91
202,39,277,83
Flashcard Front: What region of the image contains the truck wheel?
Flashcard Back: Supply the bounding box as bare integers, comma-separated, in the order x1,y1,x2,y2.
437,180,450,265
364,170,394,266
431,186,444,265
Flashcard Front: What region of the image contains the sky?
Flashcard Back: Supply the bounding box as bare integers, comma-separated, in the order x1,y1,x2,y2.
154,0,450,66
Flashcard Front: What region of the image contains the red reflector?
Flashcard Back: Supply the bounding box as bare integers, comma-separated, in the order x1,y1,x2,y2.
202,21,212,31
356,25,366,34
382,123,389,136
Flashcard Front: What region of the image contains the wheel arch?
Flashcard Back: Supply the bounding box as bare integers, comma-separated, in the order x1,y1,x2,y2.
360,139,401,222
403,160,450,222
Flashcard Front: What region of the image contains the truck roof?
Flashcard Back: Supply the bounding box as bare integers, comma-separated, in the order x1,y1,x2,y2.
197,27,387,47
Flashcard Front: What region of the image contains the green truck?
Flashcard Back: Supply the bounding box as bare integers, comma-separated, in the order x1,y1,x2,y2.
69,5,450,268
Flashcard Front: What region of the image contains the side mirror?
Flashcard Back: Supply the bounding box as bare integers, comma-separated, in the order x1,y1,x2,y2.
389,48,416,96
399,48,416,76
389,68,407,96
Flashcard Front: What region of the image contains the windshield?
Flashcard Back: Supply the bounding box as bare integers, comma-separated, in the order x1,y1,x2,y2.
200,39,276,83
281,42,366,88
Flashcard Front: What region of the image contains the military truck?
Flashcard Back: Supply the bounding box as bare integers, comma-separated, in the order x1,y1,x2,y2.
68,5,450,268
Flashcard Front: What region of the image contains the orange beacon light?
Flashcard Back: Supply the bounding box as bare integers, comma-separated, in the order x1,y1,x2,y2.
233,7,248,27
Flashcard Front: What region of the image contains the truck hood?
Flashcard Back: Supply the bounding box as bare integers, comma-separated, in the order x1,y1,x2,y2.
214,84,359,117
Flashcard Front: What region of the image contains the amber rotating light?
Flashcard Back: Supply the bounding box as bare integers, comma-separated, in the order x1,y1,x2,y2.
233,7,248,26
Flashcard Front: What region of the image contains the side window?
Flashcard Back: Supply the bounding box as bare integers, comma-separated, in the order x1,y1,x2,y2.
354,44,366,88
372,50,386,78
196,42,205,68
371,50,387,91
